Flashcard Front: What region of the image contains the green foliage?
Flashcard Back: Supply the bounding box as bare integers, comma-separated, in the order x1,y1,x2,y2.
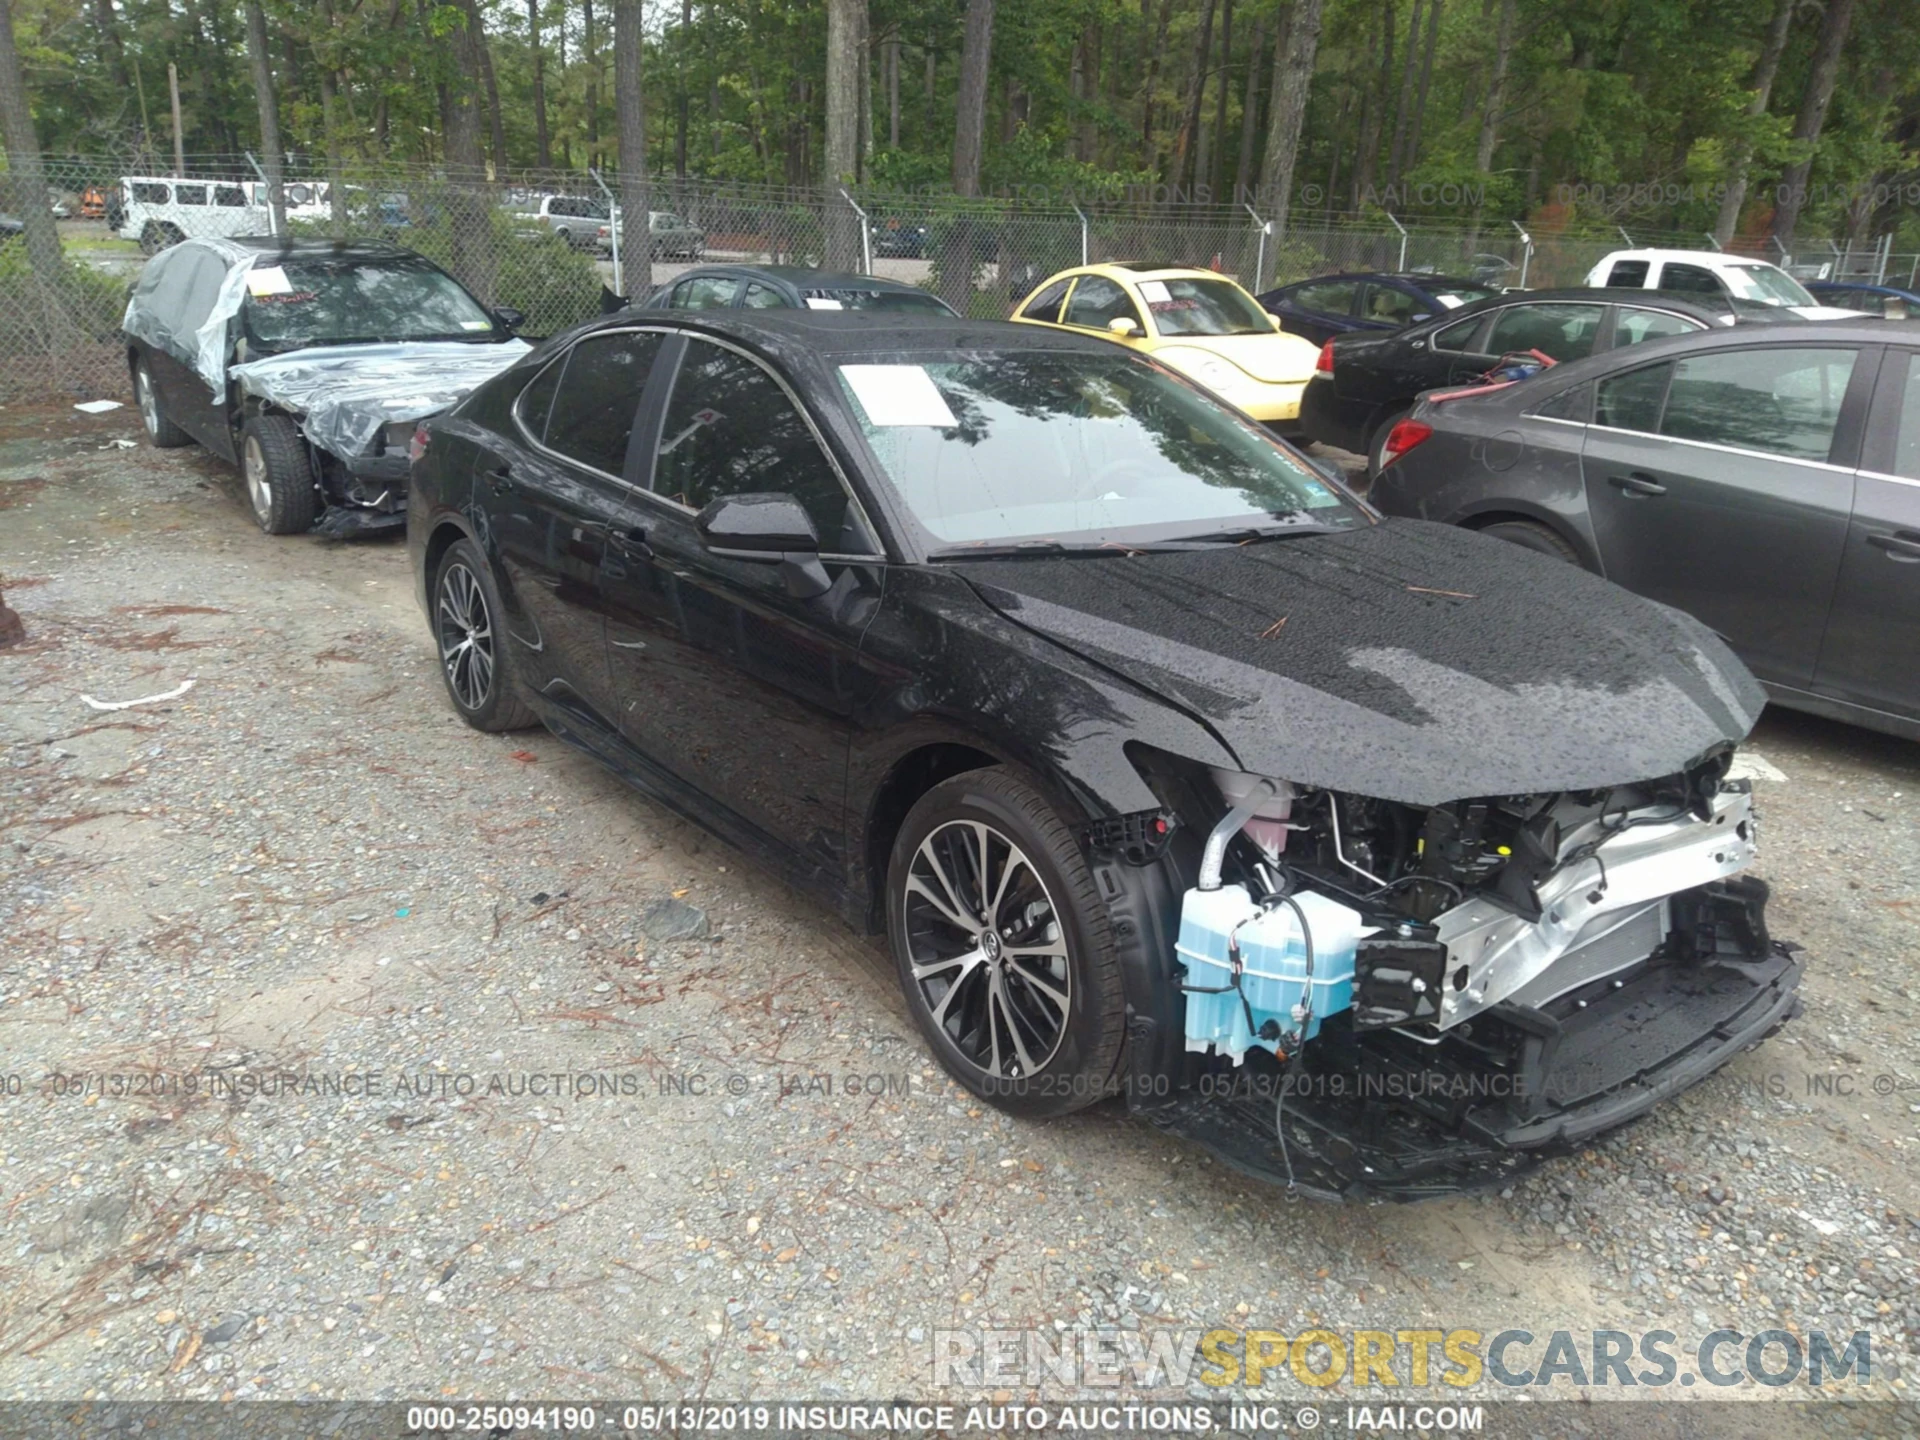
0,241,129,349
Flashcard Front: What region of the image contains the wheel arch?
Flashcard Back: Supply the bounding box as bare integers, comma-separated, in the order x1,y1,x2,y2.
856,735,1005,934
420,513,479,618
1456,503,1600,571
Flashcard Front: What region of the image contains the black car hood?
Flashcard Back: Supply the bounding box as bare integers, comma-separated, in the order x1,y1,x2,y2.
951,519,1764,806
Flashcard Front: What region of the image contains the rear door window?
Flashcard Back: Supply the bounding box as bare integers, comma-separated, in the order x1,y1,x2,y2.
1292,280,1358,315
1884,351,1920,479
740,281,786,309
1482,303,1603,363
1611,307,1699,348
1659,347,1857,462
1432,314,1488,352
652,339,856,544
1594,363,1671,432
672,276,739,310
131,182,170,204
1603,260,1650,288
542,331,669,478
173,184,207,206
213,185,249,208
1359,284,1421,325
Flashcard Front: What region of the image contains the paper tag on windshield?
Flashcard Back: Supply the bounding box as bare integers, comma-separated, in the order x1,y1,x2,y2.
460,319,492,330
804,297,844,310
840,365,958,427
246,266,292,297
1434,293,1463,308
1138,280,1172,303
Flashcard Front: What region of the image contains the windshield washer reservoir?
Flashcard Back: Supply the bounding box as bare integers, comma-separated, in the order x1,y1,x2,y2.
1178,884,1367,1063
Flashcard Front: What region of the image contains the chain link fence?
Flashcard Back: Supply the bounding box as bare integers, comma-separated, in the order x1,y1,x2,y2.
5,153,1915,406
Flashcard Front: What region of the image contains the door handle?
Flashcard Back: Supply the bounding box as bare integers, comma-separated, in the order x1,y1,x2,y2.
607,525,653,561
1608,472,1667,498
1867,531,1920,562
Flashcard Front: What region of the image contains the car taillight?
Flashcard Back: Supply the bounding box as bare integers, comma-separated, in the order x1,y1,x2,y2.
1314,340,1335,377
407,425,430,464
1382,419,1433,465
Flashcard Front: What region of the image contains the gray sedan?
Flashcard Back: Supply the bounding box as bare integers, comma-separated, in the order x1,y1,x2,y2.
1370,319,1920,741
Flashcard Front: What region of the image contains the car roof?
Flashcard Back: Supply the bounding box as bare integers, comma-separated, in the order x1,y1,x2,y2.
580,307,1120,359
1279,272,1493,290
1449,286,1727,316
214,236,424,262
1062,262,1248,285
660,263,931,295
1598,248,1779,266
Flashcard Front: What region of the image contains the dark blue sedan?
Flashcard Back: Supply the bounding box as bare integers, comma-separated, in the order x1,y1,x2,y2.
1256,272,1502,346
1805,281,1920,319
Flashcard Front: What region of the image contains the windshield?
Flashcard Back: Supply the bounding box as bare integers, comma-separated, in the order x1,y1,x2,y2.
241,256,497,350
837,351,1361,548
1724,263,1817,308
1141,277,1274,336
817,289,953,315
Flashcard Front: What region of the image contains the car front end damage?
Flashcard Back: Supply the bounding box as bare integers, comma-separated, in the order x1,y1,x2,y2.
1100,747,1801,1200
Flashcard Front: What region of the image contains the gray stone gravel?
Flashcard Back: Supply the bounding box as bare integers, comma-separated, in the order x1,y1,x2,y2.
0,414,1914,1417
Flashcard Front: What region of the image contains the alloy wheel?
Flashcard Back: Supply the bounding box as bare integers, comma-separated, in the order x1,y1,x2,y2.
901,820,1071,1079
136,368,159,438
436,562,496,712
242,435,273,526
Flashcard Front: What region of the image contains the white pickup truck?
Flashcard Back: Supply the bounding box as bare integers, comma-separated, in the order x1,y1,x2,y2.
1584,248,1861,319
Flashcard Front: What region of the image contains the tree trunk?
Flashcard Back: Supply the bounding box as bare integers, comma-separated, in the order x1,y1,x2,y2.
445,0,495,303
1474,0,1514,175
1714,0,1794,246
1172,0,1218,196
1406,0,1441,177
951,0,993,196
583,0,601,167
475,3,510,175
0,0,62,293
1210,0,1232,202
1351,1,1392,205
886,28,901,148
825,0,864,269
1386,0,1423,186
91,0,132,94
1259,0,1326,246
244,1,287,235
675,0,691,176
1769,0,1855,252
1139,0,1174,158
613,0,649,300
529,0,552,170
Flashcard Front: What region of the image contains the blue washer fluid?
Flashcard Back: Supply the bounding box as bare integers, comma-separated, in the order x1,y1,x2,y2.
1176,884,1369,1064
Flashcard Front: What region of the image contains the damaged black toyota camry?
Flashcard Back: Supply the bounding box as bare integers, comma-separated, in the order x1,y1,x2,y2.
408,309,1802,1200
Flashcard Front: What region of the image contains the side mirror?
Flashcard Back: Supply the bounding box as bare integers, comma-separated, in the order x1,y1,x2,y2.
1268,312,1284,332
696,493,831,598
493,306,526,332
1107,317,1141,338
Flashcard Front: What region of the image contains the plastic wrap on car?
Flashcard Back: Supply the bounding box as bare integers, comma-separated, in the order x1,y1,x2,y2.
121,237,264,396
228,340,532,458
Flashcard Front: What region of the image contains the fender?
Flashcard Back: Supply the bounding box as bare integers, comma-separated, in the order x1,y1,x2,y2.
1452,495,1603,571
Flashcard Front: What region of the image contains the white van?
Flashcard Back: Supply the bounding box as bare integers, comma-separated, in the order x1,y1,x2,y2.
1584,248,1860,319
115,176,269,253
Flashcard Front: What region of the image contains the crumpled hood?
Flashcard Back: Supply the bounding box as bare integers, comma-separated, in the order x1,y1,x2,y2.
951,519,1764,806
230,339,531,458
1162,331,1320,384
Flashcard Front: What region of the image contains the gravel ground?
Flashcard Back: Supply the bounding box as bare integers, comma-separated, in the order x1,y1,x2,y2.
0,409,1915,1417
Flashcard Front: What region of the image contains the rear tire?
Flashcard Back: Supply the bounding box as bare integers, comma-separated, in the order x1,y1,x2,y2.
133,360,192,449
886,766,1126,1120
241,414,320,536
432,539,539,732
1365,405,1413,480
138,221,183,256
1480,519,1582,565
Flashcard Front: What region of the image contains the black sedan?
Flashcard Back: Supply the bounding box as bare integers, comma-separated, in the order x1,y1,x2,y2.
1257,272,1501,347
1300,288,1739,476
408,310,1801,1198
125,238,527,536
1371,318,1920,742
641,264,956,317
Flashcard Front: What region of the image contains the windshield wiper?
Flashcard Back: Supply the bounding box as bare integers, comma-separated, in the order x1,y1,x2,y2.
1160,519,1344,545
926,539,1144,561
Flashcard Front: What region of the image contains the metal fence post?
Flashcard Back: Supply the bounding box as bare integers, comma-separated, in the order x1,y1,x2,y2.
1073,204,1089,267
1617,225,1634,247
590,166,622,294
839,188,872,274
1243,203,1270,290
1702,232,1720,251
244,151,275,237
1385,211,1408,272
1512,220,1534,289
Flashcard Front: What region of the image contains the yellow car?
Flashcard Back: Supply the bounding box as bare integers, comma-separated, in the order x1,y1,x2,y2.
1010,263,1321,430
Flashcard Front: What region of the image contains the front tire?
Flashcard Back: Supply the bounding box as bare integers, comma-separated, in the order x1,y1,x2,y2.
1480,519,1582,565
432,539,538,731
886,767,1126,1119
133,360,192,448
241,414,320,535
139,221,183,256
